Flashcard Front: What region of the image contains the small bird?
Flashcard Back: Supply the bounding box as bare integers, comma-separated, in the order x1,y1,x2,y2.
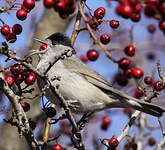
36,32,165,117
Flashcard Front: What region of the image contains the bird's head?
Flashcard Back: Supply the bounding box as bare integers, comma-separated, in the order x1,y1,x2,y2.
46,32,73,47
33,32,75,57
34,32,73,48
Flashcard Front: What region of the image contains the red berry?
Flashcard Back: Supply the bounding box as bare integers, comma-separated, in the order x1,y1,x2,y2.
43,0,54,8
1,25,10,36
10,64,24,76
159,20,165,31
16,9,27,21
29,119,36,130
108,137,119,148
118,58,131,70
39,44,48,50
94,7,106,19
5,72,15,86
88,17,100,29
133,88,144,98
147,24,156,33
54,1,66,11
100,34,111,45
124,45,136,56
116,4,133,18
23,0,35,10
129,0,138,6
68,3,76,14
159,3,165,16
134,3,143,13
21,4,31,13
131,13,141,22
115,73,128,86
124,68,132,78
43,107,56,118
144,76,153,85
5,33,17,43
131,68,144,79
148,137,156,146
80,54,88,63
87,49,99,61
146,52,155,61
12,24,22,35
101,116,111,130
144,4,157,17
20,102,30,112
63,0,72,6
146,0,159,4
52,144,63,150
109,20,120,29
15,73,25,84
153,81,164,91
118,0,129,4
25,72,37,85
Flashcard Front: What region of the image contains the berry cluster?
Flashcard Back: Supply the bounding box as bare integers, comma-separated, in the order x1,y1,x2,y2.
0,24,22,43
116,0,142,22
116,0,165,33
43,0,76,19
88,7,105,29
145,0,165,33
115,44,145,86
4,64,38,130
5,64,37,86
88,7,120,31
80,7,121,63
16,0,35,21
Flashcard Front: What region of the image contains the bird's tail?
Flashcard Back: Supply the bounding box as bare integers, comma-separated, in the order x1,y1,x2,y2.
126,99,165,117
107,87,165,117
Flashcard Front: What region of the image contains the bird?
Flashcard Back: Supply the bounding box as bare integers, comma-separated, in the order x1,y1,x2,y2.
35,32,165,117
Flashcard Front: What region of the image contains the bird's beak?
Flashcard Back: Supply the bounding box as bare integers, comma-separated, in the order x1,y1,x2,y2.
34,38,48,45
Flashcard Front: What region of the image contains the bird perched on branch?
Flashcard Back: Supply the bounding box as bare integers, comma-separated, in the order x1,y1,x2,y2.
35,32,165,117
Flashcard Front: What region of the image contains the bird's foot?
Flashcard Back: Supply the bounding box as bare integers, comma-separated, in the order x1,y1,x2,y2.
66,99,80,112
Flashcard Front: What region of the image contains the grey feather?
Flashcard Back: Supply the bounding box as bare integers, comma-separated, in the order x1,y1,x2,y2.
36,33,165,117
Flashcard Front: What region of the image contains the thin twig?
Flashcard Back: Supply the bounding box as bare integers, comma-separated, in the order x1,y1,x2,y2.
70,0,84,45
79,1,117,63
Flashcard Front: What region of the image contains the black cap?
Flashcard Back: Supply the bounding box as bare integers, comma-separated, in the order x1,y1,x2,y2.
46,32,72,47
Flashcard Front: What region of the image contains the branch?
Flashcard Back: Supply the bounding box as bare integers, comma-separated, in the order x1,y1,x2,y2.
70,1,85,45
79,1,117,63
117,111,141,142
0,67,40,150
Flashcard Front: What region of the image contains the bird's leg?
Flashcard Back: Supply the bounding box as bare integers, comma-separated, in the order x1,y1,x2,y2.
66,99,81,112
49,114,67,124
77,112,94,130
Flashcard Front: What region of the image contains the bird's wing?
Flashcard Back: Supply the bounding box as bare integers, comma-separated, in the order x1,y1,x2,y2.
62,57,112,90
62,58,165,117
